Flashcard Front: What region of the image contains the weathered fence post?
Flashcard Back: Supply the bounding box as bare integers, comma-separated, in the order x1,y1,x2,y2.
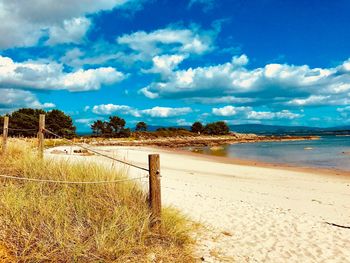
2,116,9,155
148,154,161,228
38,114,45,158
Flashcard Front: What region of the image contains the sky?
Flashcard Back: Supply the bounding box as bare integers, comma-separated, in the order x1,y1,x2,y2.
0,0,350,131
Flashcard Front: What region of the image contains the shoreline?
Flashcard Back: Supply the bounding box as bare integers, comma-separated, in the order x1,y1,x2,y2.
85,134,320,148
150,145,350,177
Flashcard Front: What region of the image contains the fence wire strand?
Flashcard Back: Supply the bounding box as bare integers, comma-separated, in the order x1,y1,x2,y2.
44,128,149,172
7,128,37,131
0,174,148,185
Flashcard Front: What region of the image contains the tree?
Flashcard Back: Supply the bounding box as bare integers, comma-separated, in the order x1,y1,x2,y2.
46,109,76,138
135,121,147,131
109,116,126,134
91,120,104,136
90,115,131,138
191,121,203,134
1,108,76,138
203,121,230,135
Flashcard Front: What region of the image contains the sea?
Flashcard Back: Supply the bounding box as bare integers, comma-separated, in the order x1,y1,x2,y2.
191,136,350,171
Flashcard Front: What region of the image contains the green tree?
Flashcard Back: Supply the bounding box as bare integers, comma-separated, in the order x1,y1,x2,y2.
135,121,147,131
91,116,131,138
191,121,203,134
46,109,76,138
203,121,230,135
109,116,126,134
91,120,104,136
1,108,76,137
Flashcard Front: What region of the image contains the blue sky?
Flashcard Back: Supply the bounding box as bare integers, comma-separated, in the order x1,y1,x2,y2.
0,0,350,131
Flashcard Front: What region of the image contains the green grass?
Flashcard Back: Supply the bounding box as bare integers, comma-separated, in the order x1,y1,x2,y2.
0,139,195,262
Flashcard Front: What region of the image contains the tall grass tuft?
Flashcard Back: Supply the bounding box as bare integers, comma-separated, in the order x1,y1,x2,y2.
0,139,195,262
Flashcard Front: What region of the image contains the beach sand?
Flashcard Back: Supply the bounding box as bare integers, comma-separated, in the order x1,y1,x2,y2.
47,146,350,262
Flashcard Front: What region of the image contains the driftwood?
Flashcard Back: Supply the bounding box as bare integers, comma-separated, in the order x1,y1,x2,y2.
325,222,350,229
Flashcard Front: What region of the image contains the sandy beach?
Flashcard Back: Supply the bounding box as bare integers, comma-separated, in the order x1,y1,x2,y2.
47,146,350,262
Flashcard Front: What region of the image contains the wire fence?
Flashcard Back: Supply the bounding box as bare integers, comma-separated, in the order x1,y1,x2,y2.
1,126,151,185
44,128,149,172
1,117,162,225
0,174,149,185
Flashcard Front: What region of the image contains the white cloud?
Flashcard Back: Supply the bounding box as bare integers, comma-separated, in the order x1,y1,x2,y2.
187,96,255,104
92,104,141,117
117,26,214,60
0,88,55,114
75,118,98,127
212,106,250,116
140,55,350,109
287,95,350,107
46,17,91,45
247,110,301,120
0,0,143,49
212,105,301,120
91,104,192,118
60,46,124,68
143,54,187,76
0,56,125,91
141,106,192,118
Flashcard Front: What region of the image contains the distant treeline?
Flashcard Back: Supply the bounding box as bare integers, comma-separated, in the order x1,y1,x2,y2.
90,118,230,137
1,108,231,138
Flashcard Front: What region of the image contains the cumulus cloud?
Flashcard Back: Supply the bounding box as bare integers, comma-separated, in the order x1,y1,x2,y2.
0,56,125,91
143,54,187,77
91,104,192,118
117,26,214,62
0,0,144,49
141,106,192,118
212,105,301,120
140,55,350,109
75,118,99,127
46,17,91,45
212,106,250,117
0,89,55,114
92,104,141,117
246,110,301,120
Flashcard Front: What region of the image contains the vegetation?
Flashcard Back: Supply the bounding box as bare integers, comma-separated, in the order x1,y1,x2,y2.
91,116,131,138
1,108,231,139
203,121,230,135
0,139,195,262
191,121,204,134
0,108,76,138
135,121,148,132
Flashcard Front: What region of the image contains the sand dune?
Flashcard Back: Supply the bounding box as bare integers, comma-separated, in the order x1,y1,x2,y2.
48,146,350,262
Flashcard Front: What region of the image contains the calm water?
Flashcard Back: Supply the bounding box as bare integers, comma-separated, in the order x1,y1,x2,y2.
191,136,350,171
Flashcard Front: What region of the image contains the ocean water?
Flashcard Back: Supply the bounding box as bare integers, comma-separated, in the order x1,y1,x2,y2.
191,136,350,171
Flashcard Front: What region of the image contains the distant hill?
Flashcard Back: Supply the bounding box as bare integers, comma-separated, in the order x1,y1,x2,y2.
229,124,350,135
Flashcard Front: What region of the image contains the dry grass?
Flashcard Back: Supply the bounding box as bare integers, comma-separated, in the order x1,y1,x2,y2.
0,139,195,262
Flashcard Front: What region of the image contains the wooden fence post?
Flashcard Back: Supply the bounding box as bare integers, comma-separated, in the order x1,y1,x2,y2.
2,116,9,155
148,154,161,228
38,114,45,158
